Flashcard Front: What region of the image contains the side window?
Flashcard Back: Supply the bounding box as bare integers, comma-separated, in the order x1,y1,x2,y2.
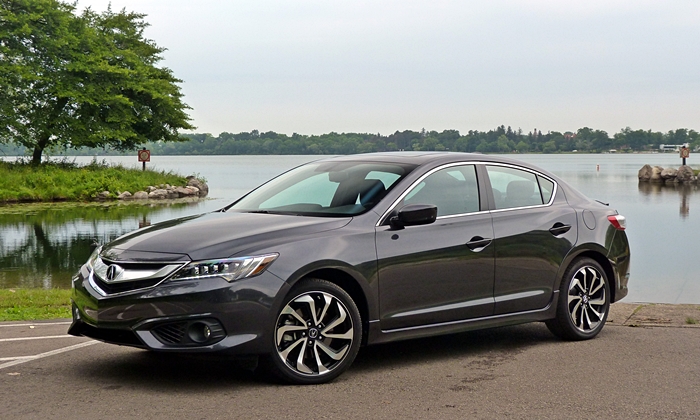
486,166,550,210
403,165,479,217
537,175,555,203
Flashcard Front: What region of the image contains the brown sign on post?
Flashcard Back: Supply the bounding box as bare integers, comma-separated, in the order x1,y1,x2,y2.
138,148,150,171
680,146,690,165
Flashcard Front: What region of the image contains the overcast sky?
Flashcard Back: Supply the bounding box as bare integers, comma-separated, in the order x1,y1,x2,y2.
79,0,699,136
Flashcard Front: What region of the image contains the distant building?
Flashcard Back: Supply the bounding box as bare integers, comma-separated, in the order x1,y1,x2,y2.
659,143,689,152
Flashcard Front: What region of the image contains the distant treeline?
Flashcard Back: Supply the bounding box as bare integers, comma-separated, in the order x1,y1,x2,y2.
2,126,699,157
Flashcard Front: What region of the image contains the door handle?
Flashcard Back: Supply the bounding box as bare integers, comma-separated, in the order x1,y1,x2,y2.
466,236,492,251
549,223,571,236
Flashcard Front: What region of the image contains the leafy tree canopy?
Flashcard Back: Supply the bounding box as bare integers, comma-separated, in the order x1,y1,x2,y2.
0,0,193,164
4,125,696,157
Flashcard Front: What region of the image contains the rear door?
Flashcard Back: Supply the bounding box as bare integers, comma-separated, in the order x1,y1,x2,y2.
484,164,577,314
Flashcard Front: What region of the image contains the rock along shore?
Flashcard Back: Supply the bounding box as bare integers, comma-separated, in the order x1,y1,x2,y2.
638,164,697,184
102,176,209,201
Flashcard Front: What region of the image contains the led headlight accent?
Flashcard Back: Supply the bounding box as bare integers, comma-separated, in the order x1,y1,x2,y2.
85,246,102,272
170,253,279,283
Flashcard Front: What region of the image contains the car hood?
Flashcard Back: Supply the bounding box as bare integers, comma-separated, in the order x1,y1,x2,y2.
101,211,352,262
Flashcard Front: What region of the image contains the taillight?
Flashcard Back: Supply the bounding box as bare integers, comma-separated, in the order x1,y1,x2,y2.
607,215,626,231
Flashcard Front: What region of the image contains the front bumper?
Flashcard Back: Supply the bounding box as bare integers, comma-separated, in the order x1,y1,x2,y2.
68,266,289,355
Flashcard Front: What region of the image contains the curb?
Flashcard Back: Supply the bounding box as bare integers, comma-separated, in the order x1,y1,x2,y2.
607,303,700,328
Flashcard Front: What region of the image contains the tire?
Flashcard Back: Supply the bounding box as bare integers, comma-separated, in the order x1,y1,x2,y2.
546,257,610,341
263,278,362,384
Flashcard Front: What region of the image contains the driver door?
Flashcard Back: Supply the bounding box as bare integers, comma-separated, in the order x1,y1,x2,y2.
376,164,495,330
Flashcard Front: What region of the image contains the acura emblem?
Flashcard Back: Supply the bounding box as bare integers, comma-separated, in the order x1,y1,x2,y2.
105,264,124,282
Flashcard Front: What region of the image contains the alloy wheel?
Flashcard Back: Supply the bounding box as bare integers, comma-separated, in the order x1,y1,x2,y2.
275,290,355,377
567,265,607,333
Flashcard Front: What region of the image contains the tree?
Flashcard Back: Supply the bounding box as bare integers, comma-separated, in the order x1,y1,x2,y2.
515,140,529,152
576,127,610,152
495,135,513,153
423,137,439,151
0,0,194,164
542,140,557,153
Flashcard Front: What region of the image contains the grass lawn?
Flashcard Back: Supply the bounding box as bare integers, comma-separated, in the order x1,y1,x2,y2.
0,289,72,321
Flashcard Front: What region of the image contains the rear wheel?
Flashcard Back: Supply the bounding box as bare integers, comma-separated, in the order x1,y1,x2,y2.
264,279,361,384
546,258,610,340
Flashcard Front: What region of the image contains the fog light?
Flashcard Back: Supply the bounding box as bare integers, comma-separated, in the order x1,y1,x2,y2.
188,322,212,343
203,325,211,339
152,319,225,346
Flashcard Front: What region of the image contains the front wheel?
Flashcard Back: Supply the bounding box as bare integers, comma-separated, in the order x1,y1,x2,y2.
546,258,610,340
264,279,362,384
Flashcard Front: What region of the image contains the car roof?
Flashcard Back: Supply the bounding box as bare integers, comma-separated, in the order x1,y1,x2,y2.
314,152,541,168
312,152,579,198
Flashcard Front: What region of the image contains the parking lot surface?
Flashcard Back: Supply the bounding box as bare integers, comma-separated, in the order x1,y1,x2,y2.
0,305,699,419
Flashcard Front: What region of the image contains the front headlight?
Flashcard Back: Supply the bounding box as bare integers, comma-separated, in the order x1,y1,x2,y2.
75,246,101,289
85,246,102,271
169,253,279,283
85,246,111,280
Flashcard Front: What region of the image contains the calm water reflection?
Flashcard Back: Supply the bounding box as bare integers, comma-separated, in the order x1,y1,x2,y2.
0,200,209,289
1,154,698,304
637,182,700,218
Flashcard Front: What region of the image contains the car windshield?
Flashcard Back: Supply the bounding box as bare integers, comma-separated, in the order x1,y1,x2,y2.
228,161,416,216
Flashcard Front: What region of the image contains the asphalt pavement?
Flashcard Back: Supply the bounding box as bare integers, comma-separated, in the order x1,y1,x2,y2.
0,303,698,419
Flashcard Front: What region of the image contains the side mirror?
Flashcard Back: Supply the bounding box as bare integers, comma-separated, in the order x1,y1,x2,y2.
389,204,438,229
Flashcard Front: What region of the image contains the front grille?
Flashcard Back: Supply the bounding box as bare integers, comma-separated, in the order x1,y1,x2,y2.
92,275,163,295
90,258,185,296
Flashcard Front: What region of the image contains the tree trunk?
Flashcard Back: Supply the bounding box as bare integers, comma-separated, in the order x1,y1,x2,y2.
31,133,50,165
31,97,68,165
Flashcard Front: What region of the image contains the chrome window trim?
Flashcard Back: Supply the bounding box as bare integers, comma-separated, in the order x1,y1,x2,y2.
376,161,559,226
434,210,492,220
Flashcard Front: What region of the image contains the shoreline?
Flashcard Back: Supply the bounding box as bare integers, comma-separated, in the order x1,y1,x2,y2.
607,303,700,328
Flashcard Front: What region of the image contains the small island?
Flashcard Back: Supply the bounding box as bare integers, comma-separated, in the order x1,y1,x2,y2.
0,159,208,204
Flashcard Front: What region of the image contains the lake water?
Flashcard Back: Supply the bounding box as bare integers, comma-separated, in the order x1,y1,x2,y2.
1,153,698,304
